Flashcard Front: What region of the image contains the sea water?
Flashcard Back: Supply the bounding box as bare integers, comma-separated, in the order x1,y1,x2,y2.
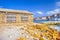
34,20,57,23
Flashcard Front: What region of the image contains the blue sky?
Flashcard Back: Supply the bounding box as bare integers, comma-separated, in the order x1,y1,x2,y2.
0,0,60,18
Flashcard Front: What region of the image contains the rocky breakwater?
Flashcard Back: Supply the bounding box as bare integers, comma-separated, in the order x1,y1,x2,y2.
0,24,59,40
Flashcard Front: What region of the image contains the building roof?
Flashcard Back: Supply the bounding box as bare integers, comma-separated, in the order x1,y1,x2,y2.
0,8,33,15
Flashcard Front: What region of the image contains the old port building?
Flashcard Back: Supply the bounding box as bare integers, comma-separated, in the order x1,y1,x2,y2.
0,8,33,26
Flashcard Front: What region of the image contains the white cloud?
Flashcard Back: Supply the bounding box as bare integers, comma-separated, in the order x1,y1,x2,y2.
47,9,60,15
54,9,60,12
47,11,55,14
56,2,60,7
36,11,43,14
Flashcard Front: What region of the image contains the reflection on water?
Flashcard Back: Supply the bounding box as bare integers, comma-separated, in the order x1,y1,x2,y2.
34,20,48,23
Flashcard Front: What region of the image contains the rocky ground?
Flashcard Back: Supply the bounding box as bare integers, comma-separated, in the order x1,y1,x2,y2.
0,24,59,40
0,25,40,40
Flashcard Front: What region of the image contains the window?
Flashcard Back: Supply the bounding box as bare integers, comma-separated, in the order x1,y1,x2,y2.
6,13,16,22
21,15,28,21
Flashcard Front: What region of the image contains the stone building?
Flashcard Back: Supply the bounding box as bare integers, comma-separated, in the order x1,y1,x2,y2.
0,8,33,26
